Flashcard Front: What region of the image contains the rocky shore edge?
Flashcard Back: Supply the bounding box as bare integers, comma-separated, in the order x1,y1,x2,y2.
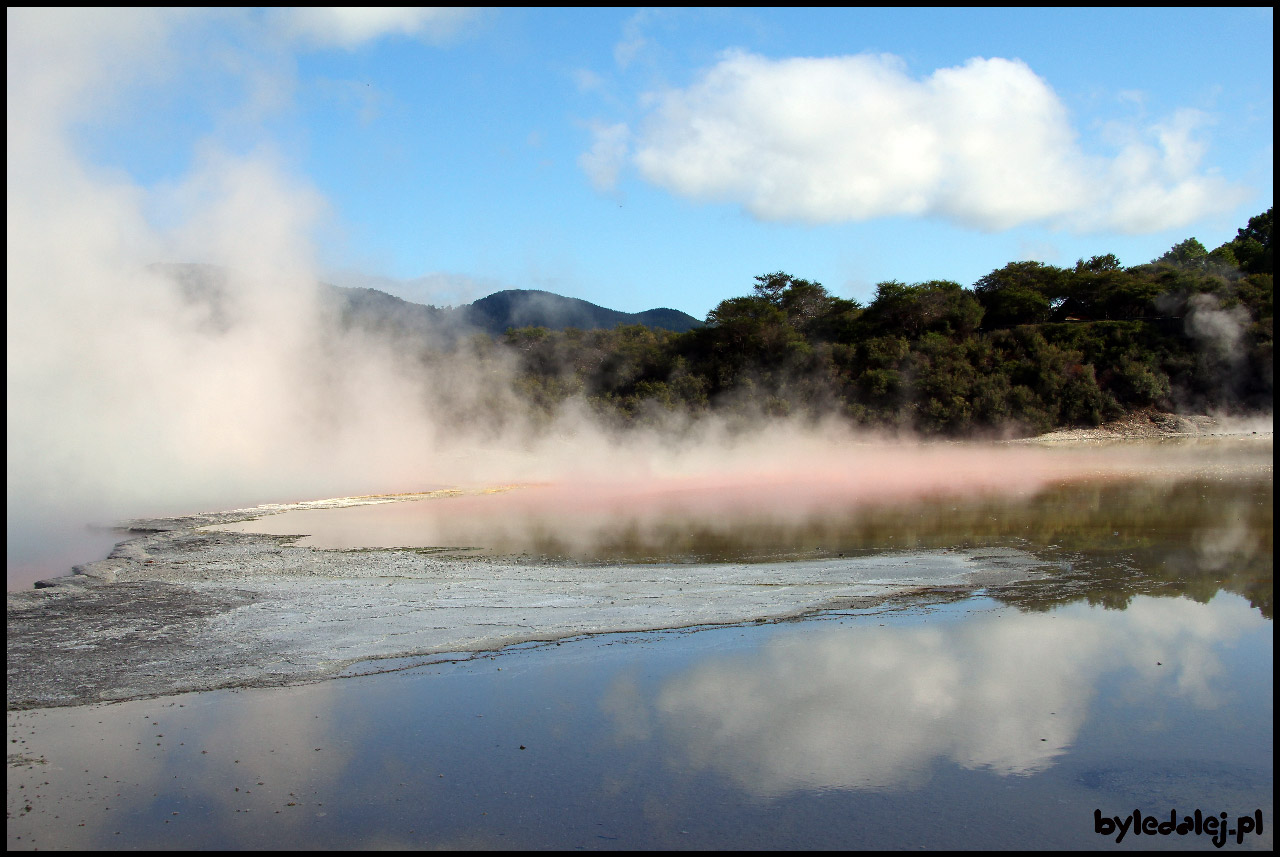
1014,408,1272,444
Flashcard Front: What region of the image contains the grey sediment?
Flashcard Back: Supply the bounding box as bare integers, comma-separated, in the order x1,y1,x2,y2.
6,492,1046,710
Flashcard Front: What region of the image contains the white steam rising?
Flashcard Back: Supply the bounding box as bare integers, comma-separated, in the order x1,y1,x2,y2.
1185,293,1251,366
5,11,1253,590
5,9,496,582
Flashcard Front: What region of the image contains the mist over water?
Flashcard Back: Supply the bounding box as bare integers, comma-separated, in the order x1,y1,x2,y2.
6,10,532,583
5,11,1271,591
0,11,1041,586
212,441,1264,563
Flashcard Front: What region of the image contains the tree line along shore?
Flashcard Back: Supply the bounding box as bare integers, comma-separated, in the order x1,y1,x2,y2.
471,208,1271,437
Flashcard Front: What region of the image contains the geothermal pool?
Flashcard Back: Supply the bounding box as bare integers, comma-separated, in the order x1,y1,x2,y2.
8,591,1272,850
206,436,1270,566
6,437,1273,849
209,464,1271,570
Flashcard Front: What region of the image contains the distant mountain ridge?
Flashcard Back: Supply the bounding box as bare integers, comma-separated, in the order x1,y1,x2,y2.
149,263,702,340
458,289,702,335
324,283,701,338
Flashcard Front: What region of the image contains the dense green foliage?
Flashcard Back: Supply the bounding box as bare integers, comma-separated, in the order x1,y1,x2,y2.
491,208,1273,436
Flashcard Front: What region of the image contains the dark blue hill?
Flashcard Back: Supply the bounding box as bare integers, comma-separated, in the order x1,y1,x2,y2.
461,289,701,335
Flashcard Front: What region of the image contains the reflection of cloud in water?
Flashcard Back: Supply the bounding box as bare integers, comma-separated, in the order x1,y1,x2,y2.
649,595,1263,797
189,682,351,818
9,683,352,848
1193,501,1261,573
600,672,653,743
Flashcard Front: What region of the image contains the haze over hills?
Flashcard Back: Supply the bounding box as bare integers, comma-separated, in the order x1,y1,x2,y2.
326,285,702,345
460,289,702,336
152,263,701,341
146,208,1275,437
325,284,702,338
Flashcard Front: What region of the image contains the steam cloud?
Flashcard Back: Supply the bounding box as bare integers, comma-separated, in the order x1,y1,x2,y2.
1184,293,1252,373
5,9,498,583
4,11,1252,589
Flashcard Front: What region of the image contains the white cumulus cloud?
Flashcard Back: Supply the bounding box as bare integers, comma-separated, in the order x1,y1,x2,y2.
275,7,478,49
616,50,1248,233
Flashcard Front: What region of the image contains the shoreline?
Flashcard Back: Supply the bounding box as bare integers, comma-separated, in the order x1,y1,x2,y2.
1010,408,1272,444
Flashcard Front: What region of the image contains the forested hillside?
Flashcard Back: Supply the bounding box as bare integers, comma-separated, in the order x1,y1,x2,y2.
494,209,1273,436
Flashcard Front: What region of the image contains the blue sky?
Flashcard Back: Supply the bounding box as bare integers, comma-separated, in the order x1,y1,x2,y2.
19,7,1279,316
3,8,1274,584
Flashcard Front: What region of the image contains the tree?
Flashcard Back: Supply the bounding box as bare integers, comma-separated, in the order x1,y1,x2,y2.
862,280,981,338
973,261,1064,328
747,271,845,336
1156,237,1209,268
1077,253,1121,273
1228,208,1272,275
752,271,826,307
1208,244,1240,269
702,293,801,389
1236,207,1272,248
864,281,923,336
915,280,985,337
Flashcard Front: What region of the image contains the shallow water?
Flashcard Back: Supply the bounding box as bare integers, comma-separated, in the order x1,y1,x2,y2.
5,525,133,592
7,591,1271,850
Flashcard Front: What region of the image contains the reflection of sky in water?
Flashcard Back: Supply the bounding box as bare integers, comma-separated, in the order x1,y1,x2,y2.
650,594,1266,797
9,592,1271,850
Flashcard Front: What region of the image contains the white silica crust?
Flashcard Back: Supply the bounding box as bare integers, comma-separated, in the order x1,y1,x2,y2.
7,491,1048,707
186,547,1038,677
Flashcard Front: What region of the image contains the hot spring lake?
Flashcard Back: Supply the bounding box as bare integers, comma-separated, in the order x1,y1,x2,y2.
6,439,1272,850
